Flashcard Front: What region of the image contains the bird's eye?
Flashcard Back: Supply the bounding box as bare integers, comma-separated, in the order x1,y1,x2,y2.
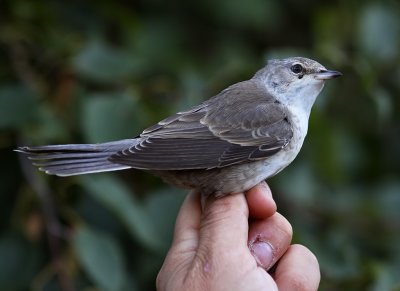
290,64,303,74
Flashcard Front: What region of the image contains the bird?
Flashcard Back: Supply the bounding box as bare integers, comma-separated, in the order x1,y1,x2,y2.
17,57,342,198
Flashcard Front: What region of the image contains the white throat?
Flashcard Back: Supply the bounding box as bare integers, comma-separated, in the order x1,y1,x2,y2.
269,78,325,116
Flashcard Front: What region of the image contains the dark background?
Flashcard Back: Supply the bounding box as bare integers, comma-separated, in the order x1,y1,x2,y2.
1,0,399,290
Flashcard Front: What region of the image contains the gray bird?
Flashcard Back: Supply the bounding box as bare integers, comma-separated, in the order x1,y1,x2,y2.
17,57,342,197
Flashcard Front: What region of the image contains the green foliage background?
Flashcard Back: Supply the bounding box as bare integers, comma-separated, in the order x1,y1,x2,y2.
0,0,399,290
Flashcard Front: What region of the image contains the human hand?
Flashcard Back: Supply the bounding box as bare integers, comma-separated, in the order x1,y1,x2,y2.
157,182,320,291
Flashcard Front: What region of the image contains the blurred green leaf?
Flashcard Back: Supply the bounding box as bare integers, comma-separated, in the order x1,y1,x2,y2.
80,175,163,252
370,262,400,291
274,160,317,204
358,4,400,61
375,181,400,221
73,226,127,291
130,20,185,71
306,111,347,183
82,91,143,143
144,188,185,251
371,87,393,126
0,233,42,291
22,105,69,144
202,0,281,30
0,85,37,129
312,7,347,63
73,39,138,83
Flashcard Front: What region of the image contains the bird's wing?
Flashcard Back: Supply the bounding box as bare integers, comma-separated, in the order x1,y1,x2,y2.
109,80,293,170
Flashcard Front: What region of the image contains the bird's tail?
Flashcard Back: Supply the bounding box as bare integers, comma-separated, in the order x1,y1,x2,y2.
16,139,136,176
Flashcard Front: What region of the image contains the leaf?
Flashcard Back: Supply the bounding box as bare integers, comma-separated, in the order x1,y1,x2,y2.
0,233,41,291
375,181,400,221
358,4,400,61
22,104,70,144
274,161,317,205
80,175,163,252
369,262,400,291
73,226,126,291
201,0,280,30
132,20,183,69
144,188,185,251
0,85,37,129
81,91,143,143
73,39,138,83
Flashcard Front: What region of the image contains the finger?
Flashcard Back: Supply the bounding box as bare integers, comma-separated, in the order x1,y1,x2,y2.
246,181,277,219
200,192,249,252
274,244,320,291
157,191,202,288
248,212,293,270
172,190,202,245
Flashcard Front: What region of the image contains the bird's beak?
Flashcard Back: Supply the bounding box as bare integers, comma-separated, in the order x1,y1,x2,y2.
314,70,343,80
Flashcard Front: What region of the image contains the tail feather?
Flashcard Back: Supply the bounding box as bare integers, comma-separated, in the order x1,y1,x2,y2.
32,157,111,167
17,139,136,176
27,152,111,160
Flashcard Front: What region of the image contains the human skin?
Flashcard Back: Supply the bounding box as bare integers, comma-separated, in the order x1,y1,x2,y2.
156,182,320,291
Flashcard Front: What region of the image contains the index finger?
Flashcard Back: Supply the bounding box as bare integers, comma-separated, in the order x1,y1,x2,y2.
246,182,277,219
172,190,202,246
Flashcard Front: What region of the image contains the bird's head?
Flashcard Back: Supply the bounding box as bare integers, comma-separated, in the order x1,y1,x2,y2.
254,57,342,113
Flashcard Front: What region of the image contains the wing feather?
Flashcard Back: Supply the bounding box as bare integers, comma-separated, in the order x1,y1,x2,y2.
110,80,293,170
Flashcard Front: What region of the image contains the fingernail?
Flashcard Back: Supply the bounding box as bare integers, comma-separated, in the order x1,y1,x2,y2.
249,238,274,270
259,182,272,198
